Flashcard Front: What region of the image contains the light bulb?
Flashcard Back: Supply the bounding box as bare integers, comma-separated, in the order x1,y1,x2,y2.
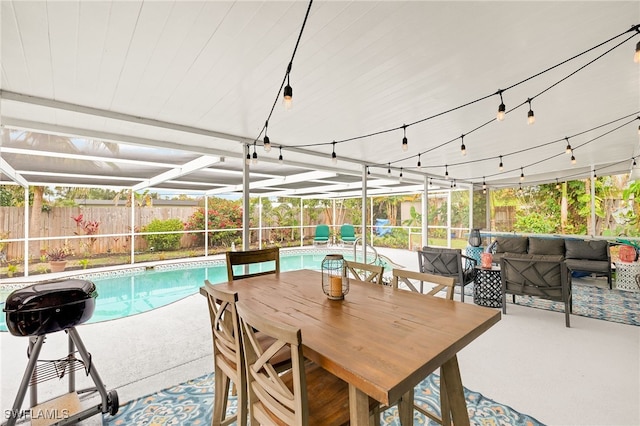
497,103,506,121
278,148,283,165
283,84,293,110
571,154,576,164
331,151,337,164
461,143,466,156
245,152,251,165
499,156,504,171
527,109,535,125
402,137,408,152
252,151,258,165
635,41,640,63
263,136,271,152
565,138,572,154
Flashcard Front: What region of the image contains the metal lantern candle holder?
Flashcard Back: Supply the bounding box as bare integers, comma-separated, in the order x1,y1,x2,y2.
322,254,349,300
468,228,482,247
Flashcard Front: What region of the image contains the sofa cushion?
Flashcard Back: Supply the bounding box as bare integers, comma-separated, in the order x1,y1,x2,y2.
565,259,609,273
501,253,564,262
564,239,608,261
495,236,528,254
528,237,565,256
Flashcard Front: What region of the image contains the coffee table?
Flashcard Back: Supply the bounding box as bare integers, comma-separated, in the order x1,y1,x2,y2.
474,265,502,307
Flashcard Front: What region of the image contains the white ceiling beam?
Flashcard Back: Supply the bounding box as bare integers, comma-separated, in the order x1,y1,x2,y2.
0,157,29,187
132,155,222,191
206,171,337,195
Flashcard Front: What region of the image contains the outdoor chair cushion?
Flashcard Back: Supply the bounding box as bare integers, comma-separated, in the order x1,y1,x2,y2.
528,237,565,256
564,239,608,261
495,236,528,254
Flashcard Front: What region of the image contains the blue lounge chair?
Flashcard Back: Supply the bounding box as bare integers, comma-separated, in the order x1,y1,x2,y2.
313,224,330,245
340,224,357,244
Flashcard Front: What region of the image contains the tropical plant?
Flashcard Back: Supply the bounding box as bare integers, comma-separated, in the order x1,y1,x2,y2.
46,247,67,261
184,198,242,247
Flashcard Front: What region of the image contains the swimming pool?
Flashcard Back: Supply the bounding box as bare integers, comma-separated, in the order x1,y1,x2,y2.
0,248,380,332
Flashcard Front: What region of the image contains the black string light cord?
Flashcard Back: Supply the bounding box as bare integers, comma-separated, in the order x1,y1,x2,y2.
250,0,314,152
280,23,638,155
368,28,639,172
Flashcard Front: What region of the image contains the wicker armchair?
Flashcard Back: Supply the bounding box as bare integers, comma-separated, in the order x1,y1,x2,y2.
417,247,477,302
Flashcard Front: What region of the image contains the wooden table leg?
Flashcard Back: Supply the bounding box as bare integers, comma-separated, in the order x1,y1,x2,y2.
397,389,414,425
349,384,371,425
440,355,470,426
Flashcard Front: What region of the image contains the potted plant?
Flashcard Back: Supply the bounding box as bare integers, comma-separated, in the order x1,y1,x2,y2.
47,247,68,272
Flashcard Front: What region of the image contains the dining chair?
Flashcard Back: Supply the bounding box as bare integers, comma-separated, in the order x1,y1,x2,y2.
201,283,292,426
344,260,385,285
312,224,330,245
339,223,357,244
388,268,456,425
226,247,280,281
235,300,379,426
417,246,477,302
391,268,456,300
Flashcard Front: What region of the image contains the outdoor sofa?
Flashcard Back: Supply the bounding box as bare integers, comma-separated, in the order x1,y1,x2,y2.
489,236,612,288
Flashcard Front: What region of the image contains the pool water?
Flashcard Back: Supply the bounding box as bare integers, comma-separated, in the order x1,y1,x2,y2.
1,250,378,331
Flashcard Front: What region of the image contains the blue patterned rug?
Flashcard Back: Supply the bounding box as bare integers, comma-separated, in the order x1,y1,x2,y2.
463,281,640,327
104,372,543,425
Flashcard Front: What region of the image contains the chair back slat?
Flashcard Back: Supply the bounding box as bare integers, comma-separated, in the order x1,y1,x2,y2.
345,260,384,284
226,247,280,281
391,268,455,300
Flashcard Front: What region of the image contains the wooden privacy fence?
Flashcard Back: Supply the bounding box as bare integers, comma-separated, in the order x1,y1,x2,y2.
0,206,199,259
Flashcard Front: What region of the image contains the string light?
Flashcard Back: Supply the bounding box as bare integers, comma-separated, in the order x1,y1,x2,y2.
445,165,449,179
453,179,457,188
417,153,422,170
496,90,506,121
245,146,251,165
401,125,408,152
635,40,640,63
252,143,258,165
527,98,535,125
518,183,523,195
565,137,572,154
594,169,598,178
460,134,466,156
387,163,391,175
571,152,576,164
263,121,271,152
499,155,504,171
520,167,525,181
399,167,403,183
482,177,487,190
556,178,560,189
633,157,637,167
483,186,487,195
283,63,293,110
278,147,284,164
429,177,433,186
367,167,370,175
331,141,337,164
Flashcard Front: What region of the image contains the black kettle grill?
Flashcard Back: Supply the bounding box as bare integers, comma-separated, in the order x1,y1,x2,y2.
2,279,119,426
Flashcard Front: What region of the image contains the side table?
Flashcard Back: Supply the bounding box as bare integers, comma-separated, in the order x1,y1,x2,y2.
614,261,640,291
466,246,484,266
473,266,502,307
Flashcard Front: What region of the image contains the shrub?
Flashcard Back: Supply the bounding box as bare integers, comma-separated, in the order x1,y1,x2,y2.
141,218,184,251
184,202,242,247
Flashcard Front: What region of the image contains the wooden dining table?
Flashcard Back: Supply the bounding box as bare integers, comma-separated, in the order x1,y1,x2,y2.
212,269,501,425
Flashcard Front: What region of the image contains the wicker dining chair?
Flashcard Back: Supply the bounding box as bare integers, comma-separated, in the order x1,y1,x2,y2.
200,283,291,426
226,247,280,281
236,300,378,426
389,268,456,425
344,260,385,285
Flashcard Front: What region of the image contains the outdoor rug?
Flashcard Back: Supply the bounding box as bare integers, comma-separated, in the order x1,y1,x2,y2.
104,372,544,426
463,282,640,327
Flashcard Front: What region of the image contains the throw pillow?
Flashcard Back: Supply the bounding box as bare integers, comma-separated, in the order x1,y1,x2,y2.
528,237,565,256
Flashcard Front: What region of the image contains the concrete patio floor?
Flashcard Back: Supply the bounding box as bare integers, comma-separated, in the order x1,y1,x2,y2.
1,247,638,425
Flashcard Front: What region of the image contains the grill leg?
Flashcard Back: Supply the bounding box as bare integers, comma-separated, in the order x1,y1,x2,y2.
5,335,46,426
67,327,111,413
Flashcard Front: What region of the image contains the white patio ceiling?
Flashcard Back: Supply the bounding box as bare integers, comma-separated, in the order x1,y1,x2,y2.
1,1,638,198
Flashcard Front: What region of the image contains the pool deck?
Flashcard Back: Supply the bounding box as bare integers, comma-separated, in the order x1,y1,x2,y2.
1,247,639,425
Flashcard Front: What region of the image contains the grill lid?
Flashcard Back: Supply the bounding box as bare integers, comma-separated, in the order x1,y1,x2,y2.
3,279,98,314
